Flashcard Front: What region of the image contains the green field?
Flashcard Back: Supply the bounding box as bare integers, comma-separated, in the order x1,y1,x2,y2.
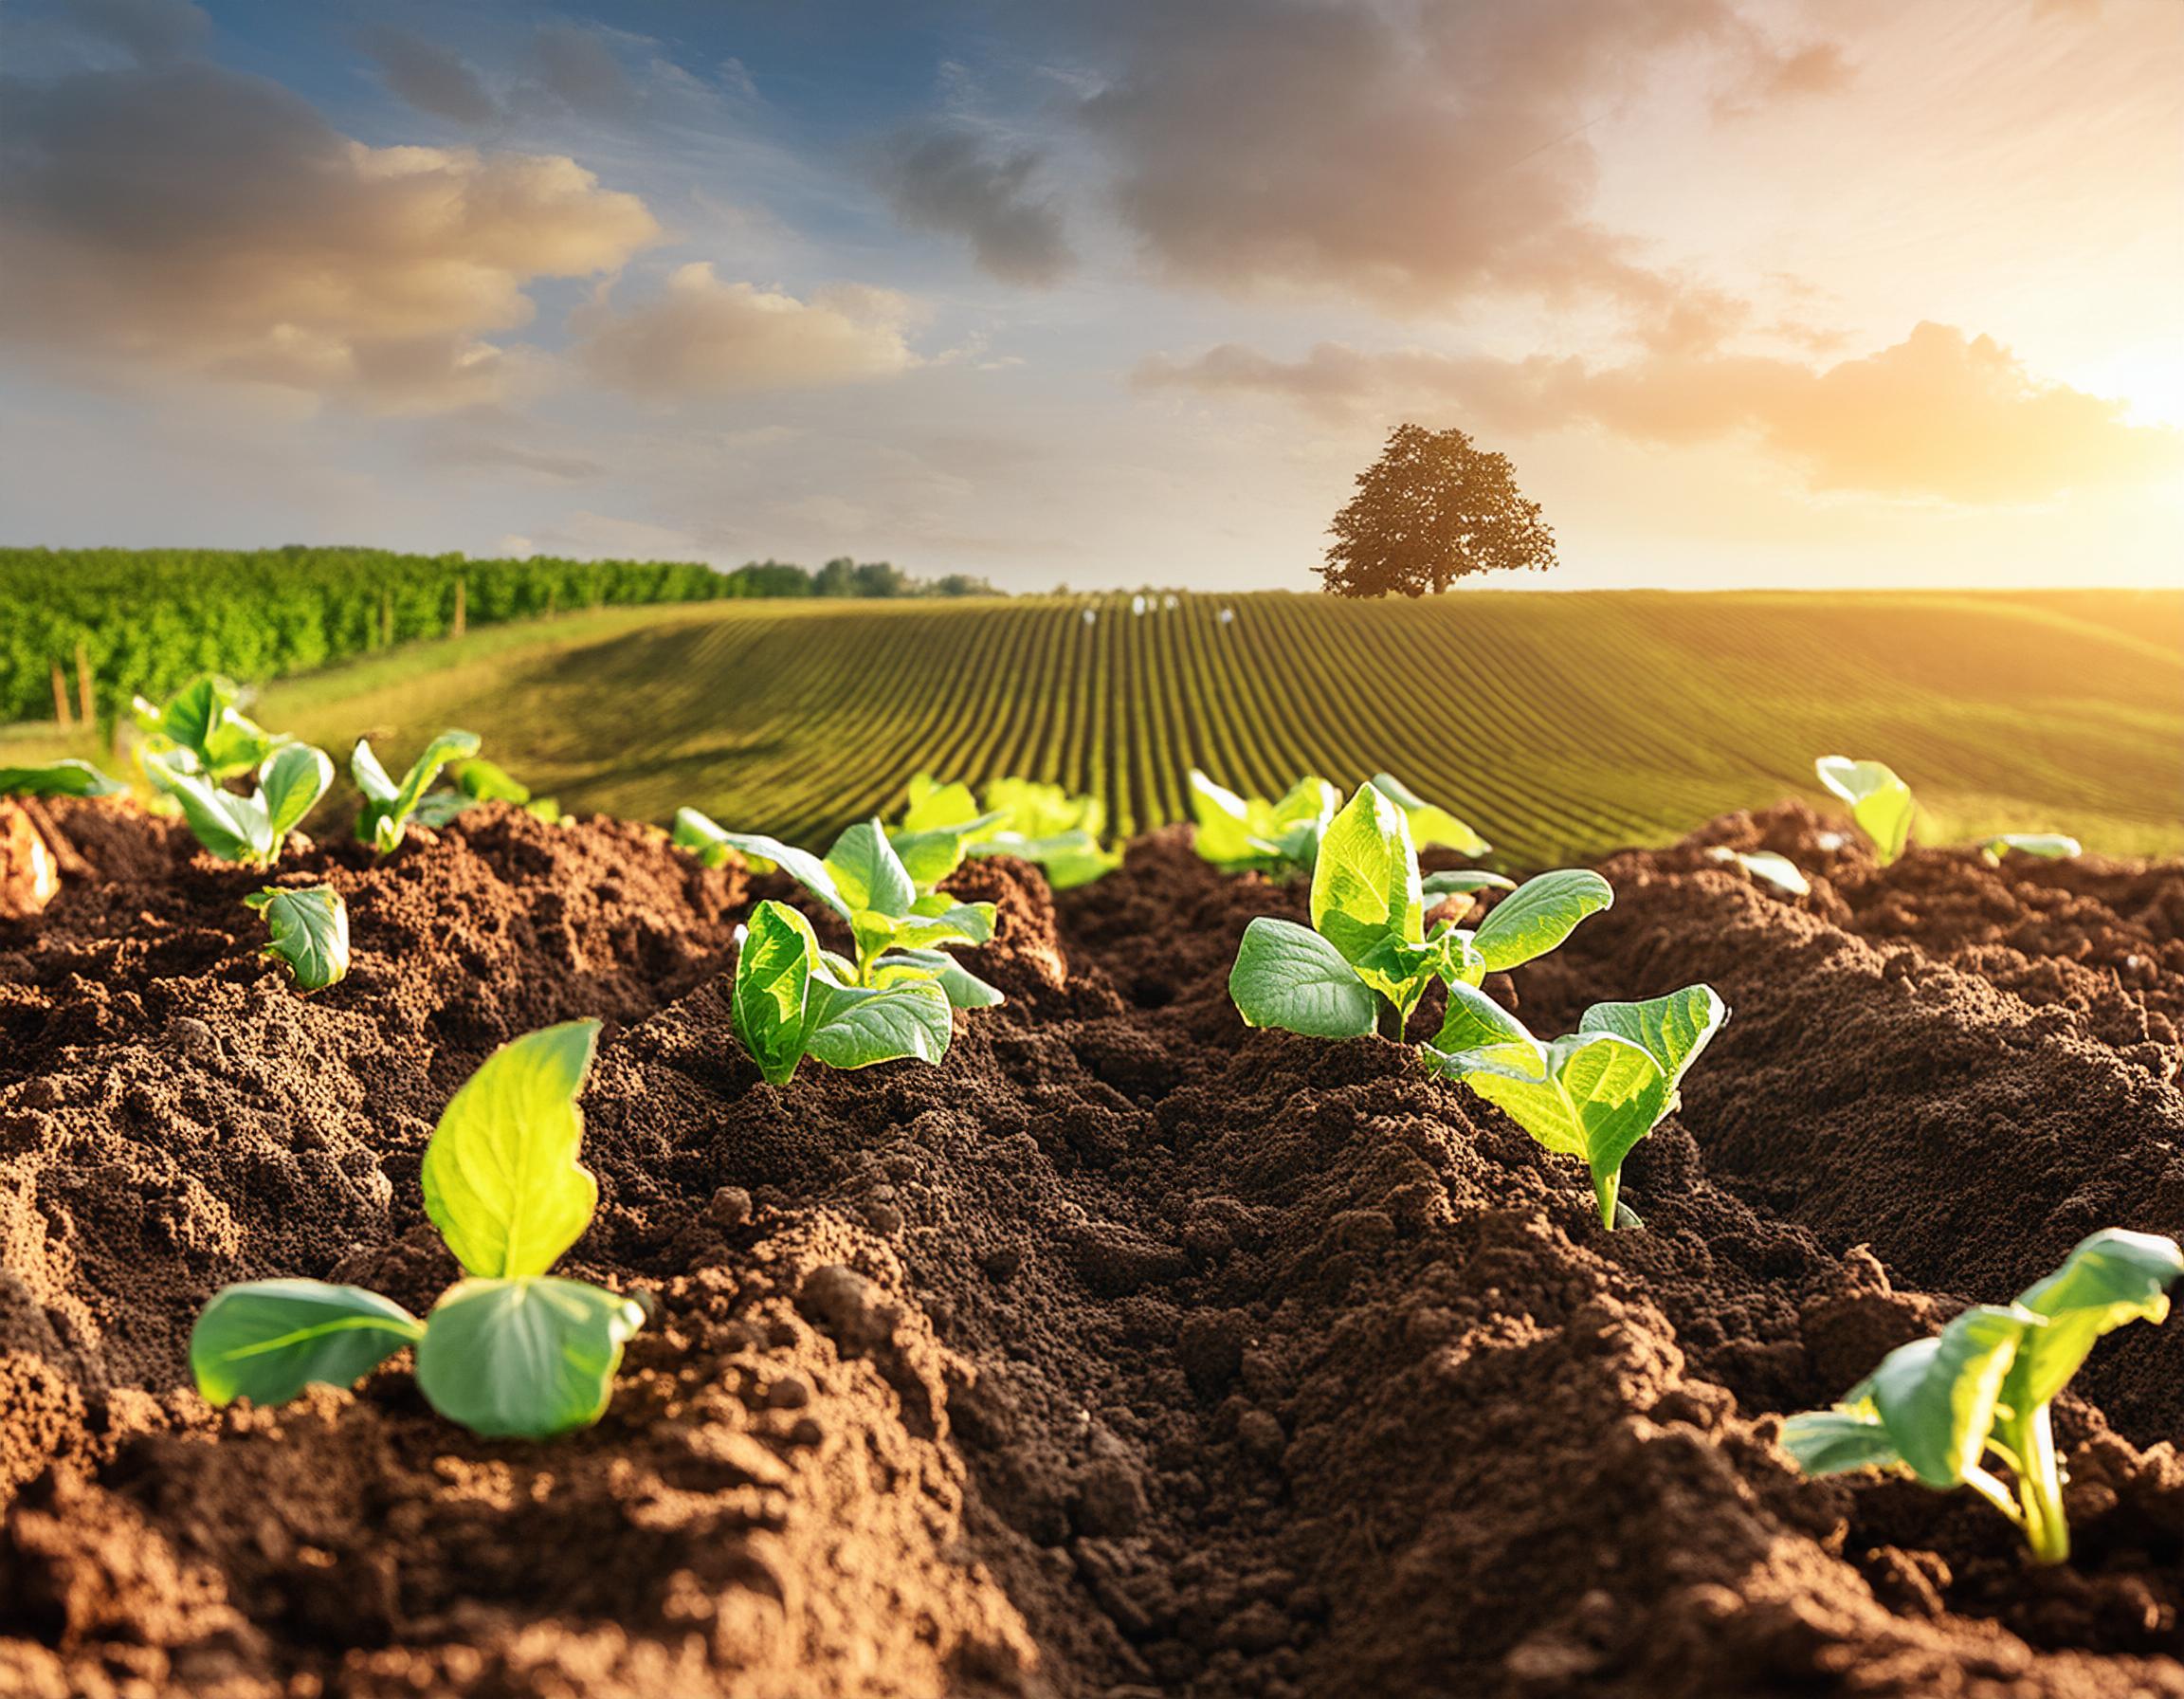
9,590,2179,864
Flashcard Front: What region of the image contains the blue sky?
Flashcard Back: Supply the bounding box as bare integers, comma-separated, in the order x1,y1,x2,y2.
0,0,2177,590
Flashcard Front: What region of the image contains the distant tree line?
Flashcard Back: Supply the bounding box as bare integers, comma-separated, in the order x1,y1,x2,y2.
0,545,1002,724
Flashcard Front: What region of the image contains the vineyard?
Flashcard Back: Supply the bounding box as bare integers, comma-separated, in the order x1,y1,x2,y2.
218,586,2184,867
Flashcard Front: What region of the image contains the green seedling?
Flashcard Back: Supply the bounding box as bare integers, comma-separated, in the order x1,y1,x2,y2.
1705,846,1811,897
900,772,1121,889
1191,769,1488,877
674,808,1001,1009
1814,756,1915,864
1228,781,1610,1042
1782,1228,2184,1565
1426,981,1727,1229
413,758,564,830
0,759,125,798
731,899,956,1085
191,1022,644,1440
1978,833,2080,868
353,730,481,852
147,742,333,867
246,886,349,991
132,676,288,780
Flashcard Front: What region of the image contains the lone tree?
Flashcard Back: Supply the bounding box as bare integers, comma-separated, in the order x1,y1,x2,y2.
1320,423,1556,596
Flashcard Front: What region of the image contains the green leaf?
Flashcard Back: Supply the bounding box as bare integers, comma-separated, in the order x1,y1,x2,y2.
1815,757,1915,864
806,969,954,1069
0,759,125,798
701,828,848,920
1980,833,2081,867
421,1020,603,1281
457,758,532,804
1429,1036,1585,1155
901,773,982,833
733,900,821,1085
1867,1305,2029,1488
151,677,283,777
1189,768,1263,870
258,743,333,842
828,818,919,916
191,1279,423,1408
891,896,996,952
1370,773,1489,856
1265,776,1340,868
1421,868,1516,899
413,1276,644,1439
670,806,734,868
245,886,350,991
1228,917,1379,1038
889,813,1006,889
1430,979,1532,1053
350,738,399,806
1470,869,1613,973
1005,828,1123,890
2006,1228,2184,1411
391,731,481,822
1778,1410,1905,1476
1310,782,1423,978
883,946,1006,1009
1577,984,1728,1093
157,763,272,863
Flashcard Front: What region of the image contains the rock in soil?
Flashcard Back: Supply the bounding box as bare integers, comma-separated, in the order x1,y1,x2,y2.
2,797,2182,1698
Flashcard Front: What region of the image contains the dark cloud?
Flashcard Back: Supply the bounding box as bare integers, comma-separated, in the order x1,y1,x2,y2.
67,0,208,64
876,122,1073,285
1067,0,1845,330
358,26,502,126
0,61,657,410
1136,323,2179,502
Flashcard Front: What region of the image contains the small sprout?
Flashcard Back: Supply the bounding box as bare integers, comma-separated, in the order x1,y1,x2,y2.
1782,1228,2184,1565
191,1022,645,1439
1191,768,1487,878
732,899,956,1085
353,730,481,853
900,772,1122,889
1426,981,1728,1228
1705,846,1811,896
1814,756,1915,864
413,758,563,830
245,886,350,991
0,759,126,798
1421,868,1517,901
1228,781,1610,1041
1979,832,2081,868
148,742,333,867
131,676,288,781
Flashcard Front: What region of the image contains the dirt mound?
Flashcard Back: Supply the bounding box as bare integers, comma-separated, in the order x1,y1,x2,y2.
2,801,2180,1697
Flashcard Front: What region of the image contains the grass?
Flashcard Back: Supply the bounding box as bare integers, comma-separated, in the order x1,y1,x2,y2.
9,589,2178,866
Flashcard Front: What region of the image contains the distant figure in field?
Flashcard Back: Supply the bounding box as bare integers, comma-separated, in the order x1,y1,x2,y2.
1320,423,1557,596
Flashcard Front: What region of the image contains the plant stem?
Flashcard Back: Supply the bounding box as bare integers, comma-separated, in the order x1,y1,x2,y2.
1592,1167,1619,1230
1377,998,1405,1041
2001,1409,2070,1565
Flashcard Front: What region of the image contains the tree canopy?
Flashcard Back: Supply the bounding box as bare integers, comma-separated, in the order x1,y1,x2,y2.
1320,424,1556,597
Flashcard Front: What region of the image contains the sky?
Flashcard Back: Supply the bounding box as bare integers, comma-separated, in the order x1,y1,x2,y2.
0,0,2177,592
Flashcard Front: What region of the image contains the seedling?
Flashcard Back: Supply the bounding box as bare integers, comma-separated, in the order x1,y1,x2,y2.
353,730,482,852
246,886,350,991
428,757,563,826
1704,846,1811,897
732,899,956,1085
1228,781,1610,1041
1782,1228,2184,1564
191,1022,645,1439
1191,769,1488,877
1978,833,2080,868
1425,981,1727,1229
1814,757,1914,864
147,742,333,867
674,809,1002,1008
132,677,287,780
900,772,1121,889
0,759,124,798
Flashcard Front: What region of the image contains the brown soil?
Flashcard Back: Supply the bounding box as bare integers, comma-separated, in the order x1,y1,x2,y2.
3,797,2181,1698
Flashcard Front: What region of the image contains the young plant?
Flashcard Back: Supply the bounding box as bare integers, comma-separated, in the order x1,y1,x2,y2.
1191,768,1489,877
1814,756,1915,864
732,899,955,1085
899,772,1120,889
353,730,482,852
1781,1228,2184,1565
674,809,1002,1008
147,742,334,868
190,1021,645,1439
1425,981,1728,1229
245,886,350,992
1978,832,2080,868
132,676,287,780
1228,781,1610,1042
415,757,563,827
0,759,124,798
